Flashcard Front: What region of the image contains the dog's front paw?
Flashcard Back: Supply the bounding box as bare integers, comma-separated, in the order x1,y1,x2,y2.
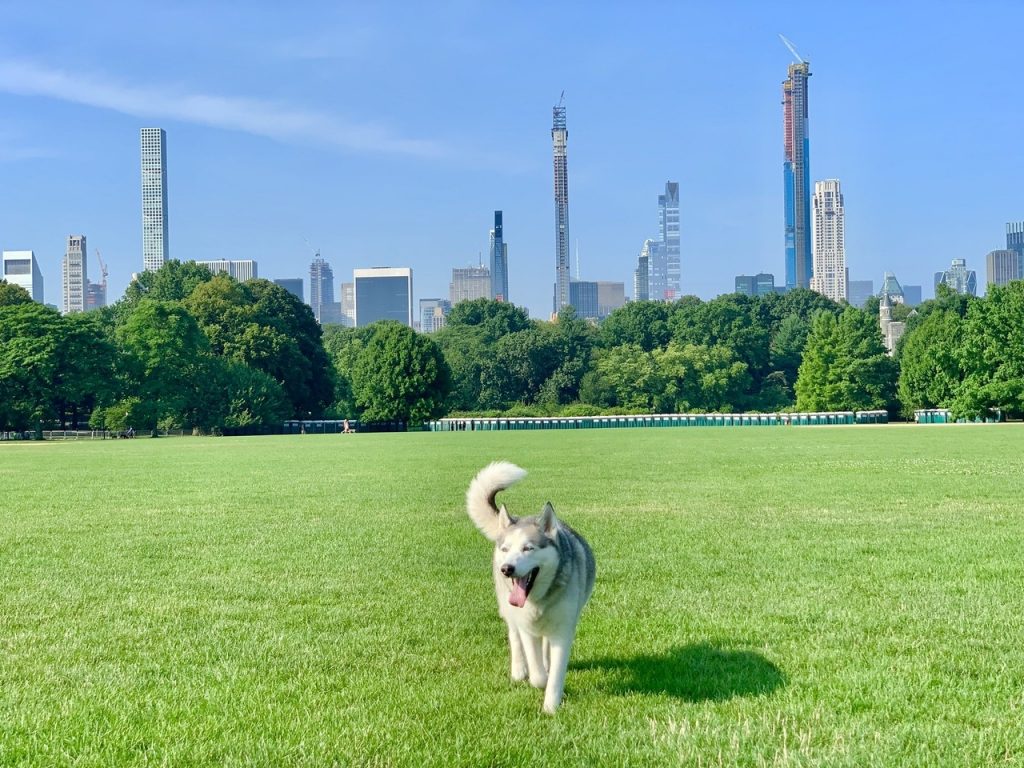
529,671,548,690
542,696,561,714
510,662,528,682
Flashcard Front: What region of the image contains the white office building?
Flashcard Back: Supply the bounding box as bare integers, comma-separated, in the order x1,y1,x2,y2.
449,266,490,305
2,250,44,302
62,234,88,313
195,260,258,282
985,249,1021,288
810,179,847,303
141,128,169,272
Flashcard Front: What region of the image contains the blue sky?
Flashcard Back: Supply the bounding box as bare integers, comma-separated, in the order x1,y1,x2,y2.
0,1,1021,316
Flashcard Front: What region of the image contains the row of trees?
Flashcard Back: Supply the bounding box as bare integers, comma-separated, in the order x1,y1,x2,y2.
3,263,1023,433
1,262,333,433
896,282,1024,418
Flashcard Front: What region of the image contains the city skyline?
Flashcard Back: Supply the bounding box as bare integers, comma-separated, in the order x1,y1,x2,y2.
0,4,1022,315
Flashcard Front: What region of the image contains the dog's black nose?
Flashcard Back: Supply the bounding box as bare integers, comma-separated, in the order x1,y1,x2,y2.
500,564,515,577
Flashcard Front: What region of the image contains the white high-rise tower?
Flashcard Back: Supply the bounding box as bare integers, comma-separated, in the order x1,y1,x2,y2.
62,234,88,313
810,179,847,302
552,96,570,313
141,128,169,272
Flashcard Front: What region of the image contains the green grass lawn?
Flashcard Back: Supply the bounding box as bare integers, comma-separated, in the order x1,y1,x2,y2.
2,426,1024,766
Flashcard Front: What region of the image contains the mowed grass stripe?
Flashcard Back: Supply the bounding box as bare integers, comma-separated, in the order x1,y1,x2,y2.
1,426,1023,766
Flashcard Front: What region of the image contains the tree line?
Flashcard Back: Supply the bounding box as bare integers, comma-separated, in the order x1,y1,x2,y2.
2,263,1023,433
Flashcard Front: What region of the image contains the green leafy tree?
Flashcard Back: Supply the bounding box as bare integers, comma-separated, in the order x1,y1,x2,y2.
655,342,751,413
0,305,118,430
351,322,451,424
951,281,1024,419
445,298,531,342
539,306,597,406
670,294,769,407
115,300,213,431
434,323,489,411
0,280,33,307
760,287,842,328
0,303,63,430
897,309,966,416
52,312,118,428
599,301,673,351
795,308,897,412
248,279,334,415
766,313,810,404
115,260,215,318
322,325,375,417
184,277,335,417
220,359,292,428
480,326,560,408
594,344,662,411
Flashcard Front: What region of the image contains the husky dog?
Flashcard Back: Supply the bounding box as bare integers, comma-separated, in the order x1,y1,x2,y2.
466,462,595,713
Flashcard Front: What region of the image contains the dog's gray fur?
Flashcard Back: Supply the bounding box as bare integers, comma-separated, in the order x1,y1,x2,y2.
466,461,595,713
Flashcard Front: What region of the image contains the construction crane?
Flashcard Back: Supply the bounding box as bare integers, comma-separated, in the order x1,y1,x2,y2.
303,237,320,260
779,34,805,64
95,249,108,289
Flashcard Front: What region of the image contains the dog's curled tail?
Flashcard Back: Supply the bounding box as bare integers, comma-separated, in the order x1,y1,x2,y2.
466,461,527,541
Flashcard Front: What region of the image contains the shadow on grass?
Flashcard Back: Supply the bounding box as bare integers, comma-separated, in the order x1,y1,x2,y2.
575,642,786,702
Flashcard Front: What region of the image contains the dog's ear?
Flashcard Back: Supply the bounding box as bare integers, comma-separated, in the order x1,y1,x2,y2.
498,504,516,530
539,502,557,536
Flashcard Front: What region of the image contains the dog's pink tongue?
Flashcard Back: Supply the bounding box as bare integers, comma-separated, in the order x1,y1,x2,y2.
509,579,527,607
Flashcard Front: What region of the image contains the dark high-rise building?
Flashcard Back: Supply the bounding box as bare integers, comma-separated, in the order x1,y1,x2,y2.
354,267,413,327
273,278,304,302
552,97,570,313
847,279,874,309
569,280,599,321
489,211,508,302
633,240,651,301
902,285,922,307
782,55,812,290
596,282,626,319
309,254,335,323
735,273,777,297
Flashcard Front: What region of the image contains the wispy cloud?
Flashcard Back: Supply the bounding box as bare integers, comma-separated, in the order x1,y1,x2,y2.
0,59,447,158
0,120,57,162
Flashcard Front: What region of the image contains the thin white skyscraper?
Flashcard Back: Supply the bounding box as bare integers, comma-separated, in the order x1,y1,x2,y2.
552,97,570,313
141,128,169,272
810,179,847,303
62,234,87,314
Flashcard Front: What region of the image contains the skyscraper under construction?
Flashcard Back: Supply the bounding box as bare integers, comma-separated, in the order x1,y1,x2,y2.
552,96,570,313
782,48,812,290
